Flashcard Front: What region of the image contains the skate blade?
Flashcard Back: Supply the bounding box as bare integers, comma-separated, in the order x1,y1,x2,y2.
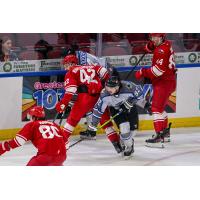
145,142,165,149
123,154,134,160
163,138,170,143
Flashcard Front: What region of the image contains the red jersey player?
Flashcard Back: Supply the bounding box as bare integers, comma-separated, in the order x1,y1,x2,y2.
0,106,67,166
135,33,176,145
55,55,122,153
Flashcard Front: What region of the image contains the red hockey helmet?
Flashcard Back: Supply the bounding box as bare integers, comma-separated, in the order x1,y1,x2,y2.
62,54,78,65
28,106,45,118
149,33,166,39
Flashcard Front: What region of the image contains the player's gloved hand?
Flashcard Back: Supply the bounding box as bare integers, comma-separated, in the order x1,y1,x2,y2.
144,101,152,115
120,98,134,113
88,81,102,95
0,142,10,156
145,41,155,53
55,101,66,113
135,69,144,80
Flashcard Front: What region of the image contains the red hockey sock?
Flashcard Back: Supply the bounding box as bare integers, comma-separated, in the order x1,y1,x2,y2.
153,112,164,133
163,117,168,130
162,112,168,129
105,127,120,143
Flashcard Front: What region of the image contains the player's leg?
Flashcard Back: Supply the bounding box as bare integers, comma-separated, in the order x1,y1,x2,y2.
64,93,99,138
146,82,175,144
27,154,53,166
100,108,122,153
110,107,134,156
51,154,67,166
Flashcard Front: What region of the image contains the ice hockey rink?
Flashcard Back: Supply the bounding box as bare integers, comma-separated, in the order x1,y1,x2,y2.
0,127,200,166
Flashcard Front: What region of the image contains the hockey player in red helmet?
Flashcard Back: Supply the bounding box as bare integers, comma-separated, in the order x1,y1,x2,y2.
56,54,122,154
27,106,45,119
62,54,78,70
135,33,177,147
0,106,68,166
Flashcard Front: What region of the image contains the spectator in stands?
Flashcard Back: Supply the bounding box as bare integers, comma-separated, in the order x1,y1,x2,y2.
0,36,18,61
34,39,53,59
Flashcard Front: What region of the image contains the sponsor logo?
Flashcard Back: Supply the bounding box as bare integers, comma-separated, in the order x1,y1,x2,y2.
188,53,197,63
129,56,138,66
3,62,12,72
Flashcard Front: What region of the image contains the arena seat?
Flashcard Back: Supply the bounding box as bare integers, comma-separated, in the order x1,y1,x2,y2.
16,33,41,47
19,50,44,60
47,48,62,59
102,46,128,56
41,33,60,45
126,33,147,42
67,33,91,44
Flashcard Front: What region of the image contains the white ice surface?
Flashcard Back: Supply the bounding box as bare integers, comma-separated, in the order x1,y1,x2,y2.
1,127,200,166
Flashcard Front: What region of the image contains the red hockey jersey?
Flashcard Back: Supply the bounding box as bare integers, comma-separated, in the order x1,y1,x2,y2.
61,65,109,106
6,120,67,156
142,40,176,84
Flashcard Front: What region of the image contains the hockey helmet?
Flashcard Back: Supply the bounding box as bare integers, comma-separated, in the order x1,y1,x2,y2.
66,48,76,55
62,54,78,65
105,76,121,88
28,106,45,118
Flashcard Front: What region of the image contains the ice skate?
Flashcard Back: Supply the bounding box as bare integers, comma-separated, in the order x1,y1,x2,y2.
145,133,165,148
162,123,172,143
123,139,134,158
112,141,124,153
80,130,96,140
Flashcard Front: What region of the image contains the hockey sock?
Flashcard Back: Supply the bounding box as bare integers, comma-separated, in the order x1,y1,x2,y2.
105,127,119,143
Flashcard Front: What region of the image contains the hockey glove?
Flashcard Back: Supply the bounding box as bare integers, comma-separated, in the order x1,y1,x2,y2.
0,142,11,156
144,101,152,115
135,69,143,80
120,98,134,113
145,41,155,53
55,101,66,113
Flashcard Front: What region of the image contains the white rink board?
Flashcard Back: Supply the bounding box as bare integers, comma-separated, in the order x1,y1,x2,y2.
0,67,200,130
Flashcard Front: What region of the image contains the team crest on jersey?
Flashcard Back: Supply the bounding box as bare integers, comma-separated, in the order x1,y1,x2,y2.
158,48,164,54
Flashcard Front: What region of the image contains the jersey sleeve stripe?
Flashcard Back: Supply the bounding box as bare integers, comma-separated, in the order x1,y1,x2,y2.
152,65,164,77
15,136,27,146
65,86,77,94
93,113,102,119
65,85,78,89
14,138,21,147
93,108,104,114
16,134,27,141
155,64,165,73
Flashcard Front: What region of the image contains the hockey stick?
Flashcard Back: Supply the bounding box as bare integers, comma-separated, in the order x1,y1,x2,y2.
98,111,122,129
124,53,146,80
52,110,66,124
69,138,84,149
53,112,60,123
68,110,123,149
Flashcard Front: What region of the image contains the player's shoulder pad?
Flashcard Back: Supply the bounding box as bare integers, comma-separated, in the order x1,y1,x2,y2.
122,80,143,98
100,88,110,99
156,40,171,54
23,121,35,130
121,80,136,90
